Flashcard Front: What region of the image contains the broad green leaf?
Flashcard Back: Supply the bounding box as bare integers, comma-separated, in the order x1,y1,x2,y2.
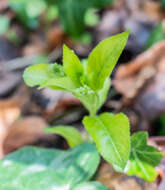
0,15,10,35
23,63,76,91
87,30,129,90
144,23,164,50
73,182,109,190
44,126,83,147
0,142,100,190
83,112,130,170
63,45,84,87
126,132,163,182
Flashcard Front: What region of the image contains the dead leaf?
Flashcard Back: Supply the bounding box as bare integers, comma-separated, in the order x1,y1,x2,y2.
0,98,21,158
3,116,53,155
114,41,165,121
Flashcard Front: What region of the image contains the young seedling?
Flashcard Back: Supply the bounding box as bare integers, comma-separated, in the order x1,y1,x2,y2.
23,30,163,183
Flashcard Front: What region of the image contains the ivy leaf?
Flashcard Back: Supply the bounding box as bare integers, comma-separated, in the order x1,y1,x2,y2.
73,182,109,190
83,112,130,171
23,63,76,91
87,30,129,90
0,143,100,190
126,132,163,182
44,126,83,147
63,45,84,87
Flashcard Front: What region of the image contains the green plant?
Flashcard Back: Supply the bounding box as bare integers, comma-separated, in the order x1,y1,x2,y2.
0,31,162,189
9,0,113,37
23,30,163,180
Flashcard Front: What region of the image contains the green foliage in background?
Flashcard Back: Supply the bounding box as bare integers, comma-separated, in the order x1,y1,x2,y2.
145,23,165,50
0,15,10,35
9,0,113,36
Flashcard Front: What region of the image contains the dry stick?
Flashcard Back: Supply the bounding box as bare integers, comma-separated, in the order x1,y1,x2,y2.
0,48,62,72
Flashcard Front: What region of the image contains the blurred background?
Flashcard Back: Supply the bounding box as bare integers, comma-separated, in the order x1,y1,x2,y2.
1,0,165,189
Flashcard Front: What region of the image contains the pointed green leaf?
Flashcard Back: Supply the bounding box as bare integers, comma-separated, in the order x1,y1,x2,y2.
63,45,84,87
23,63,76,91
73,182,109,190
126,132,163,182
0,143,100,190
83,112,130,170
87,30,129,90
44,126,83,147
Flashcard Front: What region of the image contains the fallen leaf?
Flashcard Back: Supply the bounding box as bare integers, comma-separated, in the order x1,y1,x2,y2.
3,116,53,155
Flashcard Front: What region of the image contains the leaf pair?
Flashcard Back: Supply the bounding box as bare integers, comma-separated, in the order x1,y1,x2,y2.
0,143,109,190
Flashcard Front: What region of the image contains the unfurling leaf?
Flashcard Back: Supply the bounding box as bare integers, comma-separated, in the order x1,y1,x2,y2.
83,112,130,171
44,126,83,147
126,132,163,182
63,45,84,87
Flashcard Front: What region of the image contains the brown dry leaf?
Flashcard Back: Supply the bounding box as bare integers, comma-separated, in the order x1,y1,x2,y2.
47,26,73,51
114,41,165,103
113,41,165,130
3,116,53,155
97,163,157,190
0,98,21,158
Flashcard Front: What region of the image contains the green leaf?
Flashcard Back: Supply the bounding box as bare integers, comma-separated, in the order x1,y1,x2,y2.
83,112,130,170
0,143,100,190
63,45,84,87
56,0,113,37
56,0,93,37
0,15,10,35
87,30,129,90
144,23,164,50
9,0,45,29
73,182,109,190
44,126,83,147
126,132,163,182
93,0,114,7
23,63,76,91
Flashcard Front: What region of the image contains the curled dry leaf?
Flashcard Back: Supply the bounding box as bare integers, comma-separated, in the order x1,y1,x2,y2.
0,96,55,159
114,41,165,122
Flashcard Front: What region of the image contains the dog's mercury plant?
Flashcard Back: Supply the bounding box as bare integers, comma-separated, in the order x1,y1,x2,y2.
23,30,163,182
0,31,161,190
